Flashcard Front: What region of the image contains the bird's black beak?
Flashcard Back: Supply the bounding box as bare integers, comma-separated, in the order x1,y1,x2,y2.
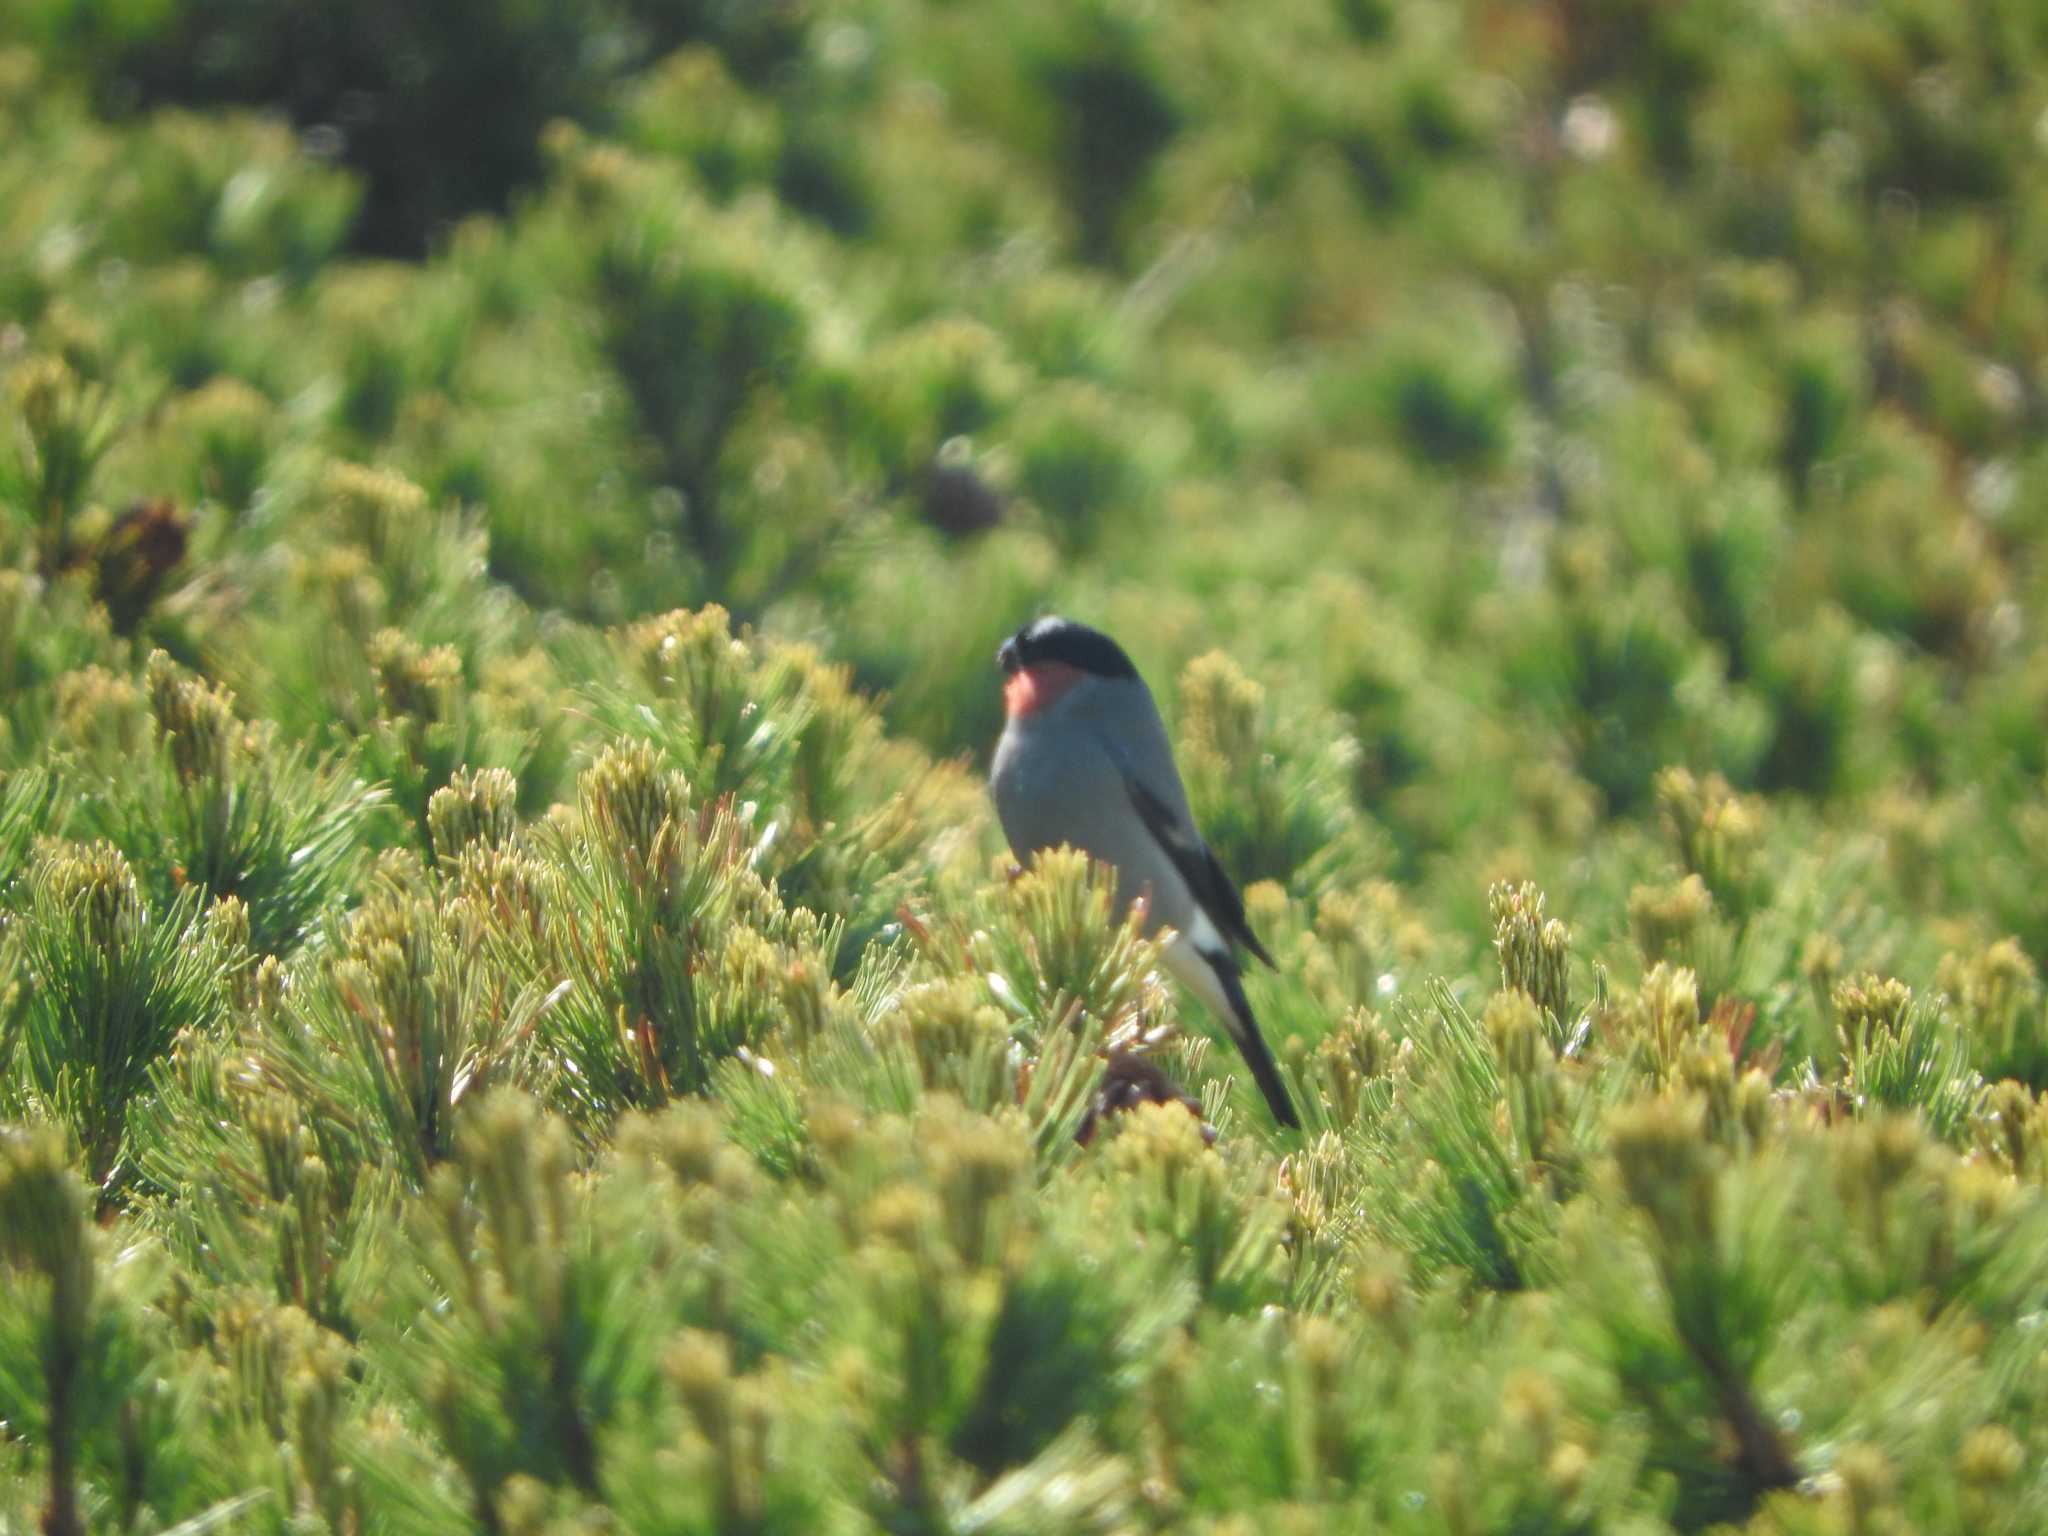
997,636,1022,675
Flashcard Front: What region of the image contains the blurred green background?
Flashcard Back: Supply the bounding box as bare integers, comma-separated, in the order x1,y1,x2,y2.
5,0,2047,969
7,2,2048,1530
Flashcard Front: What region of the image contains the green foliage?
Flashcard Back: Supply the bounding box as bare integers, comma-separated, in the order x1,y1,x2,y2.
1587,1097,1804,1526
360,626,532,855
0,1128,232,1536
0,1127,96,1536
65,651,383,955
1173,650,1376,898
1941,939,2048,1091
1360,983,1579,1293
6,841,231,1187
376,1093,656,1520
247,855,540,1185
576,606,979,967
963,845,1164,1045
1491,878,1575,1034
524,740,845,1126
6,1,2048,1528
1028,2,1182,264
0,354,117,576
1831,973,1986,1141
583,171,811,586
102,109,360,279
8,0,700,257
0,766,56,890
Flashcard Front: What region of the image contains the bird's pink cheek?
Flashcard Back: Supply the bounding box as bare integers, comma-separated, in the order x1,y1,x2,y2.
1004,662,1083,717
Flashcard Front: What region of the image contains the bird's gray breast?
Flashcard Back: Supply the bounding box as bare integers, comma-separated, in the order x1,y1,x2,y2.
990,715,1194,936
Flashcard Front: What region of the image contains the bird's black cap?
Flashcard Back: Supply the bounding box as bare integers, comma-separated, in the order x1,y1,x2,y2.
997,616,1140,680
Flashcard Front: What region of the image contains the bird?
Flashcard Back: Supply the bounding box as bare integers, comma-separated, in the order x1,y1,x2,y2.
989,615,1300,1128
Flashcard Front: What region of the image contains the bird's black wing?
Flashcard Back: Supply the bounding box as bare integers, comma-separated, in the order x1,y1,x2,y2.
1205,949,1299,1127
1121,772,1277,970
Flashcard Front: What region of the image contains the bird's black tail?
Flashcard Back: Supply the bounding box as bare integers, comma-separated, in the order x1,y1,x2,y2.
1206,950,1300,1129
